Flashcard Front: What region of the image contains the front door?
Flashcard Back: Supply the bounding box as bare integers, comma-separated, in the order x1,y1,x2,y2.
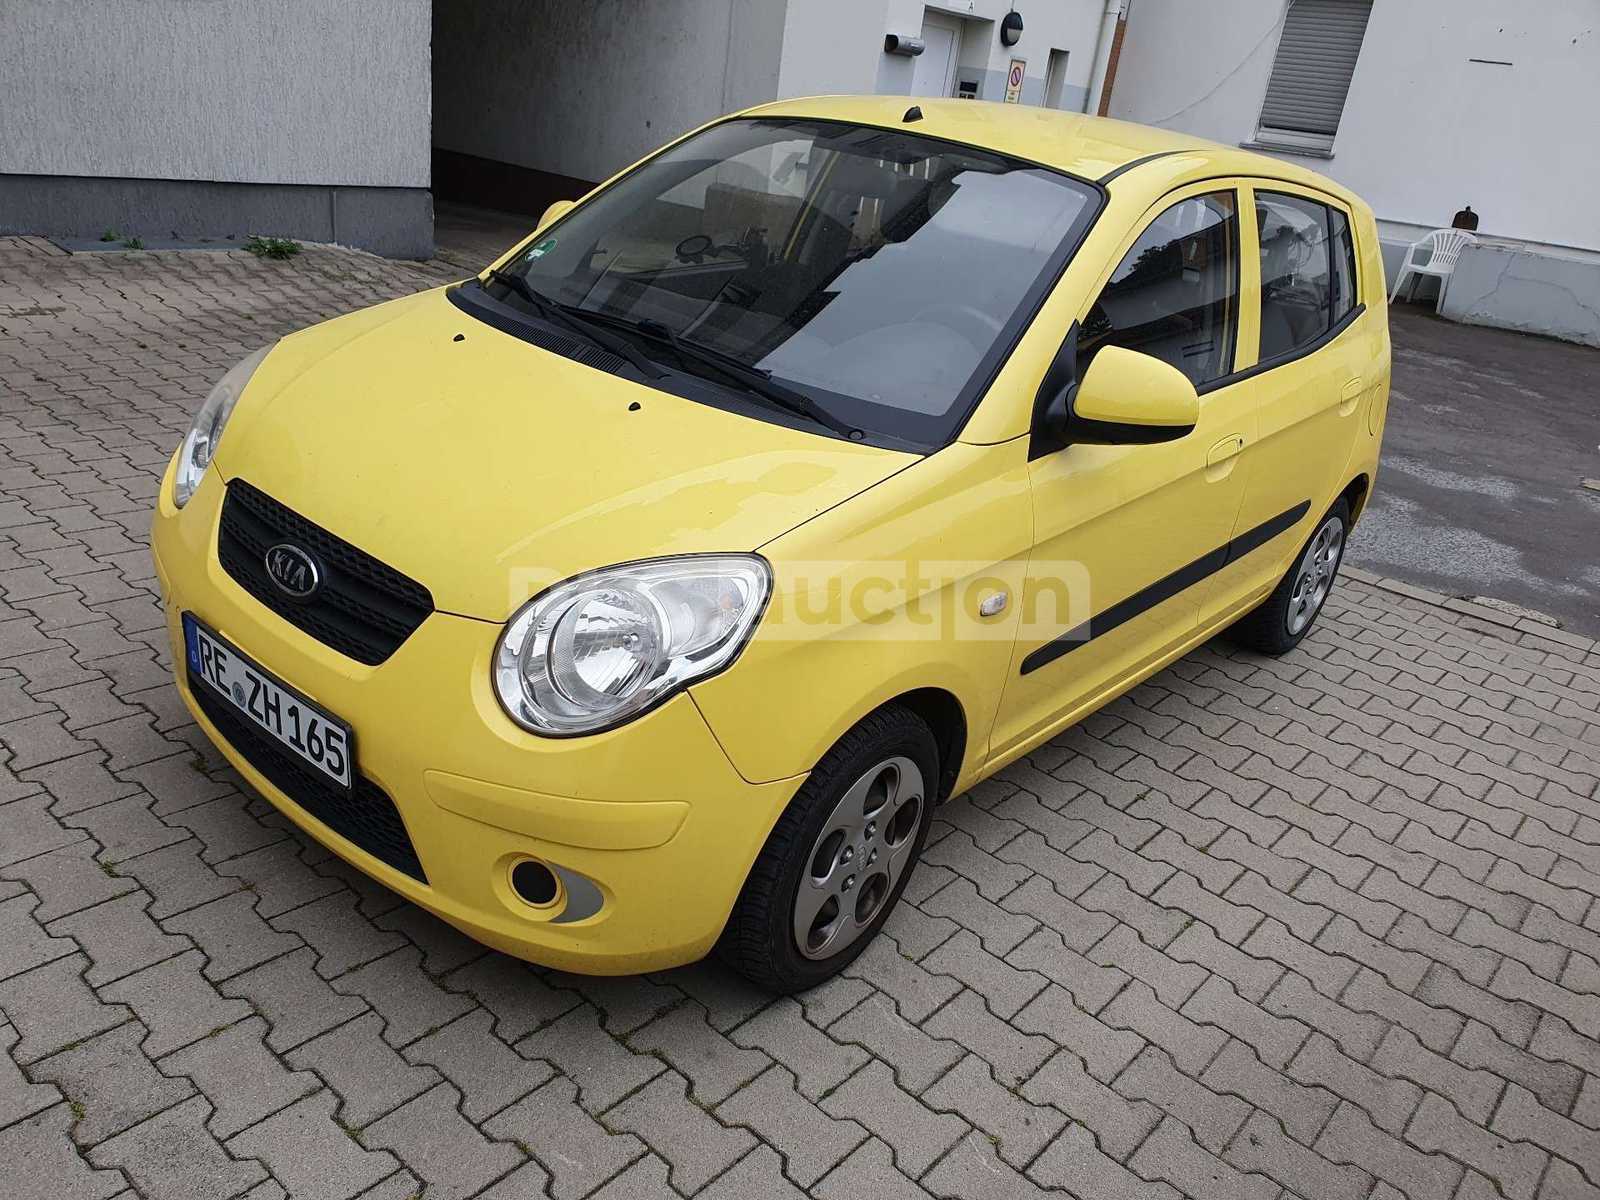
990,185,1256,763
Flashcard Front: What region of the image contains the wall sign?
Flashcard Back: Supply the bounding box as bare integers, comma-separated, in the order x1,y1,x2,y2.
1004,57,1026,103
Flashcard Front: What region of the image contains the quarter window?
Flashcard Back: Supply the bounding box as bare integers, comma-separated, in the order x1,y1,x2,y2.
1256,191,1359,361
1077,192,1240,387
1330,206,1358,318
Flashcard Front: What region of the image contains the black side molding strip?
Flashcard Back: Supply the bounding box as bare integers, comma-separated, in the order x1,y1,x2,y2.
1019,500,1312,676
1227,500,1311,561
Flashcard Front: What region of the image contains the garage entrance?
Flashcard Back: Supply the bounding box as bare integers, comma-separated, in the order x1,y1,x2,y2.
430,0,592,225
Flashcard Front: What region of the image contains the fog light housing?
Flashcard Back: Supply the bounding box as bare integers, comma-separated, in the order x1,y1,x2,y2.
509,859,560,908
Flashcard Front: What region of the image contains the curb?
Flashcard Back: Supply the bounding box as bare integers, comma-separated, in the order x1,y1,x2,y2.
1341,565,1599,657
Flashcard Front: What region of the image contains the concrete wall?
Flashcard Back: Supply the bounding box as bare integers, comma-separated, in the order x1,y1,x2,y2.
0,0,430,188
1439,244,1600,349
0,0,432,256
777,0,1108,110
775,0,887,97
0,176,434,260
432,0,787,188
1107,0,1600,255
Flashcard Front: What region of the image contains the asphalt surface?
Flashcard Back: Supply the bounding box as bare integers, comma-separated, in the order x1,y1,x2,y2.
1351,304,1600,637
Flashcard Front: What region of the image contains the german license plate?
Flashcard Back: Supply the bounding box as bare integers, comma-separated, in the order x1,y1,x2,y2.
183,613,353,790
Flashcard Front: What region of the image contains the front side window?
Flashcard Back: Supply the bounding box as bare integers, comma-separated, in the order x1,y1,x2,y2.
1077,192,1240,387
1257,190,1361,361
481,118,1100,450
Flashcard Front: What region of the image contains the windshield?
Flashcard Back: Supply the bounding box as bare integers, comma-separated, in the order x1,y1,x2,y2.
489,118,1101,449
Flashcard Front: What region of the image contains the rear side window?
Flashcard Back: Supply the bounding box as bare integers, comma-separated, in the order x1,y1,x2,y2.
1256,190,1359,361
1078,192,1240,387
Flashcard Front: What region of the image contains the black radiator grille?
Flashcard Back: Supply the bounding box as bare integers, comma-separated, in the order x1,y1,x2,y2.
189,671,427,883
217,480,433,665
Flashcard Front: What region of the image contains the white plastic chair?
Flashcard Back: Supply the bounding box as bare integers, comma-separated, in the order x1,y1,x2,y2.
1389,228,1476,308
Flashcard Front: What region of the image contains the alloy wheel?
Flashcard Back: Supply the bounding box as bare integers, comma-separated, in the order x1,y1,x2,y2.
792,755,924,960
1286,516,1344,636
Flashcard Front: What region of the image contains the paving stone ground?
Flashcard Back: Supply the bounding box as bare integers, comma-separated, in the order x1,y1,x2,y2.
1,233,1598,1200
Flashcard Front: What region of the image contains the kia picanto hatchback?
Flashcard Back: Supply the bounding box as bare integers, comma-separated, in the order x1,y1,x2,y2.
153,98,1388,991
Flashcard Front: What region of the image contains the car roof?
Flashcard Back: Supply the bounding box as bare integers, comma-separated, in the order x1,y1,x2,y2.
741,95,1364,209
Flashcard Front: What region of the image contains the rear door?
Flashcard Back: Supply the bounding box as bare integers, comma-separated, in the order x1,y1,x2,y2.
1204,181,1369,619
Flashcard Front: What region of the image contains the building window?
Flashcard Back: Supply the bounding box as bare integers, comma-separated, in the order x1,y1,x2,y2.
1255,0,1373,153
1044,50,1072,110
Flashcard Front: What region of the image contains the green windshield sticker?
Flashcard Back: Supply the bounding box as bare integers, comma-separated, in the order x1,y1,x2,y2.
527,238,557,259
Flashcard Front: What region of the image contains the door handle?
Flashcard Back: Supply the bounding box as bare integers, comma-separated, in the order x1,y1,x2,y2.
1206,434,1246,467
1339,378,1363,415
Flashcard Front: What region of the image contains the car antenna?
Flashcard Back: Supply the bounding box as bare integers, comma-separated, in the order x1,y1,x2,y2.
903,105,923,123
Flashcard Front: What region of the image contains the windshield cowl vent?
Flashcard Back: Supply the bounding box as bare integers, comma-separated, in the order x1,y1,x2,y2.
447,285,631,377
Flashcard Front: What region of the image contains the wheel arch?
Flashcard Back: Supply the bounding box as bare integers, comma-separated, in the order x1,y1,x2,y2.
876,687,967,805
1340,473,1371,523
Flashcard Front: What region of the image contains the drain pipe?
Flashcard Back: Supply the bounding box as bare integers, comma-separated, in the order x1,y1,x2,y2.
1084,0,1124,115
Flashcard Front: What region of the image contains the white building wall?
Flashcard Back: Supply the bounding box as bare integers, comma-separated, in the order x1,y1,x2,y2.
433,0,787,187
774,0,887,97
0,0,430,188
439,0,1119,192
777,0,1110,111
1107,0,1600,256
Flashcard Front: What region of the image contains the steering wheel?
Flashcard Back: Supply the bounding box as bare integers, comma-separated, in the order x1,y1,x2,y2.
912,303,1005,346
675,233,741,264
674,234,714,263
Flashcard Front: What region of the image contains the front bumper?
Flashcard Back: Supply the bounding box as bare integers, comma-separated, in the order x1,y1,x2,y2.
151,463,804,974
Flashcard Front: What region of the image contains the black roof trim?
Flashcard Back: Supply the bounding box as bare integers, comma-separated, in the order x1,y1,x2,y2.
1098,150,1185,185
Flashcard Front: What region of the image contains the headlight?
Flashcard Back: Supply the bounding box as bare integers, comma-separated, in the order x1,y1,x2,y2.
494,555,771,736
172,345,271,507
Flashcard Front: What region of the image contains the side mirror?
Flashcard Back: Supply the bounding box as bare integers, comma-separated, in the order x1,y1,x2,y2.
1045,345,1199,448
537,199,575,230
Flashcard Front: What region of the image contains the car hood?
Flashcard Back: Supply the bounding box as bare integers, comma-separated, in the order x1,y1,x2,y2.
217,287,914,621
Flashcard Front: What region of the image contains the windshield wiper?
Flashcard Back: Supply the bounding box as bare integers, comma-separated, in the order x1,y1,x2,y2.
486,272,859,440
483,269,664,380
586,313,860,440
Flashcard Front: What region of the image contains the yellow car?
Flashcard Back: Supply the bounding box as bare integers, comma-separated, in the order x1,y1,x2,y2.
152,97,1388,992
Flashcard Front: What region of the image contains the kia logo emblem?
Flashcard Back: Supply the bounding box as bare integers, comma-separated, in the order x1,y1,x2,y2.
264,544,320,599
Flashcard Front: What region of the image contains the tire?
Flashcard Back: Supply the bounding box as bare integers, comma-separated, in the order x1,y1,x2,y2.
1227,499,1350,656
718,703,938,993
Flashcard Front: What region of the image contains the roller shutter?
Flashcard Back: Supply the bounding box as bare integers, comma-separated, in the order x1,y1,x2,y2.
1258,0,1373,138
